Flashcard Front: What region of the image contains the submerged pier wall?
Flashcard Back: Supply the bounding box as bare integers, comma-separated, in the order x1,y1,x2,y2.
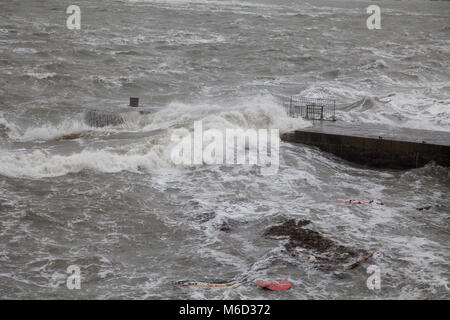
281,122,450,168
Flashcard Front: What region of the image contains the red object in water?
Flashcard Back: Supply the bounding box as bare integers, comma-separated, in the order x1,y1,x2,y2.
254,280,291,291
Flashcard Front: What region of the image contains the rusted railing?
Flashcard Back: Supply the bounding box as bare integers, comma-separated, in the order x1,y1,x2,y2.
277,96,336,121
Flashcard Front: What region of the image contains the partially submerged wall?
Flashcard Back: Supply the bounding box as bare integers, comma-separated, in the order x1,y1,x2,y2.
281,124,450,168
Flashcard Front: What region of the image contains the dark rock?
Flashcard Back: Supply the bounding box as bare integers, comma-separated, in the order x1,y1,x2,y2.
218,223,232,233
264,219,368,271
416,206,432,211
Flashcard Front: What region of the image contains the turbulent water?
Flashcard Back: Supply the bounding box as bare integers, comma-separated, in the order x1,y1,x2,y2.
0,0,449,299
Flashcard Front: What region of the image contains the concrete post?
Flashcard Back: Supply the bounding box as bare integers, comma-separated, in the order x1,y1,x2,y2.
130,97,139,107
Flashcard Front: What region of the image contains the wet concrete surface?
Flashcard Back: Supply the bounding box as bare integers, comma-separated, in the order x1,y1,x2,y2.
281,121,450,168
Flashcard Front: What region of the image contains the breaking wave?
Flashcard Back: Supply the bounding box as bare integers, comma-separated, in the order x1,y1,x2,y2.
298,85,450,132
0,95,310,178
1,117,119,142
0,117,22,138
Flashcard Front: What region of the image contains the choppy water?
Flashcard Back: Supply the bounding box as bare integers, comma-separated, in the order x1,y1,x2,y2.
0,0,449,299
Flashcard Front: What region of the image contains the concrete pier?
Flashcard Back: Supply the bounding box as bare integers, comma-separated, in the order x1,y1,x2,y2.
84,106,160,128
281,122,450,168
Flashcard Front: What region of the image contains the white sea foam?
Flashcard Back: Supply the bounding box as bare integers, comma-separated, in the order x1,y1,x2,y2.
1,90,446,182
0,96,309,178
0,117,22,138
298,85,450,132
3,118,117,142
13,47,38,54
0,148,168,178
25,72,57,80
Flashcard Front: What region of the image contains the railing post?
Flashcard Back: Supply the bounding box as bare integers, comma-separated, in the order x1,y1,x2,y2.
289,96,293,117
284,97,336,121
333,100,336,121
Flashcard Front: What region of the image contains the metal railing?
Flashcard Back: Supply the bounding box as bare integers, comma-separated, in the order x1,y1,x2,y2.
278,96,336,121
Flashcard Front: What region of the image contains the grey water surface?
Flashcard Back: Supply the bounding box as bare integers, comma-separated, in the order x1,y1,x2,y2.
0,0,449,299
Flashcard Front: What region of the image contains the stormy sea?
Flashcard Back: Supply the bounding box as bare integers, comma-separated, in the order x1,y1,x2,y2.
0,0,449,299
